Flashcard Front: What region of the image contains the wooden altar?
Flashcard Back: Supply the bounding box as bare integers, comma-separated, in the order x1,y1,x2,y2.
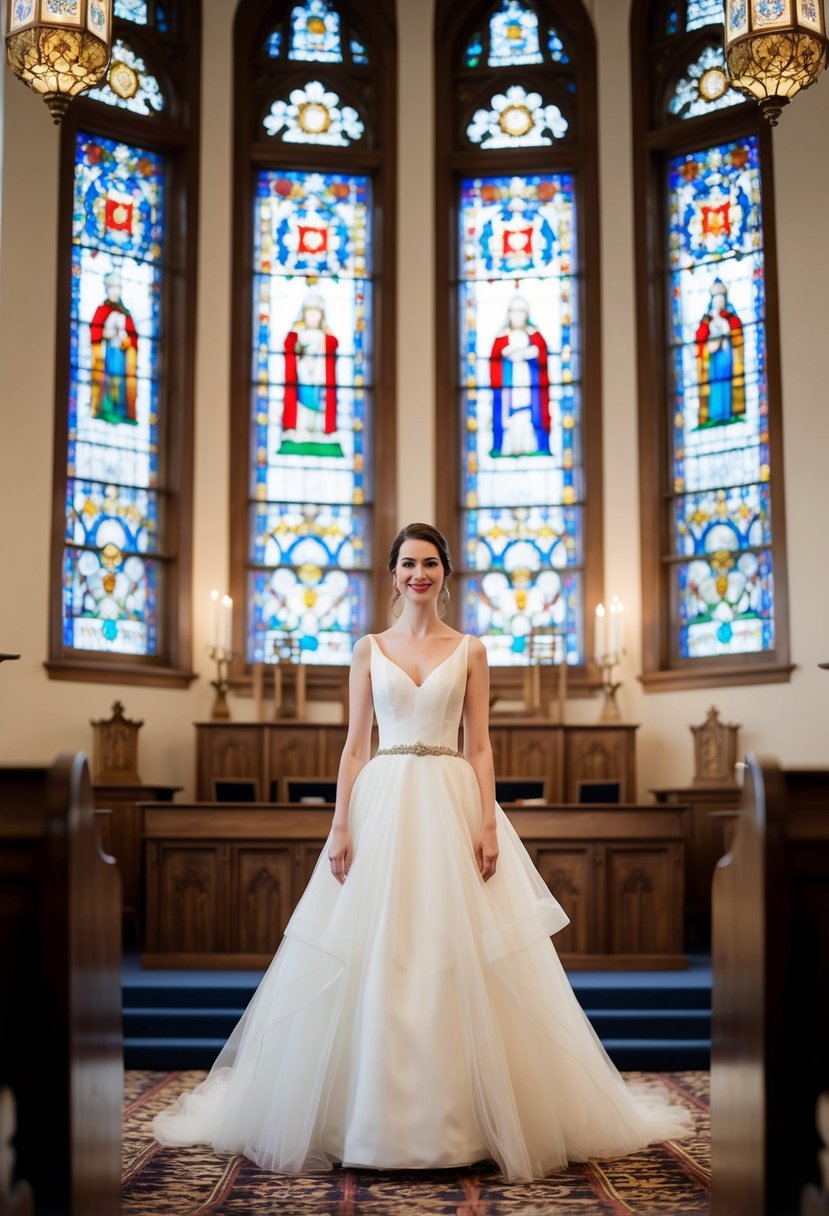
142,801,686,970
195,720,638,805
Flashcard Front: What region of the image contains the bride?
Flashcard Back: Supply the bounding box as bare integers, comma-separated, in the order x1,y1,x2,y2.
154,522,690,1179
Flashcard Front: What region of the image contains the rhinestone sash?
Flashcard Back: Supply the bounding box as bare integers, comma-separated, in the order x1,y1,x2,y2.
375,741,464,759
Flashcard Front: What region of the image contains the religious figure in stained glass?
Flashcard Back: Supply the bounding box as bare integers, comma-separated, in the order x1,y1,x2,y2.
695,279,745,427
489,295,551,456
279,292,343,456
90,270,139,424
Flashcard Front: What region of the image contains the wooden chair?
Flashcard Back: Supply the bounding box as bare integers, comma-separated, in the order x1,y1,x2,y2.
711,756,829,1216
0,754,122,1215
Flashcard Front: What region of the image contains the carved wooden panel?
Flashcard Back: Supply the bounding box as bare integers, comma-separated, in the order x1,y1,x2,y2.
488,729,510,777
297,842,325,889
531,845,594,955
155,846,222,954
197,727,263,799
321,727,349,774
606,846,679,955
564,728,635,802
267,728,323,778
234,847,295,954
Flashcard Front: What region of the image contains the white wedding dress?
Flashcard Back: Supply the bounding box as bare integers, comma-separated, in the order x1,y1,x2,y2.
154,634,690,1180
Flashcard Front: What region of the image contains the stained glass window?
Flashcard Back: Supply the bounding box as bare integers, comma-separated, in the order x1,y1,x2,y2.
267,29,283,58
114,0,148,23
263,80,364,144
686,0,724,28
669,44,744,119
547,28,568,63
288,0,342,63
667,135,774,658
87,39,165,113
466,85,568,147
459,173,581,666
350,36,367,64
63,132,166,656
248,168,372,664
489,0,542,66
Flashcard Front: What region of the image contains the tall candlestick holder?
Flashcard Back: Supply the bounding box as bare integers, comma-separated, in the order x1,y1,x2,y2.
596,650,623,722
269,636,306,720
208,645,235,719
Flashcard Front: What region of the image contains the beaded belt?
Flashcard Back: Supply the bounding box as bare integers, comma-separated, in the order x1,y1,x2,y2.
375,741,464,759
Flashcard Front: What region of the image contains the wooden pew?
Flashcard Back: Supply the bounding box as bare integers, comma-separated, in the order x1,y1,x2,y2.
0,754,122,1215
711,756,829,1216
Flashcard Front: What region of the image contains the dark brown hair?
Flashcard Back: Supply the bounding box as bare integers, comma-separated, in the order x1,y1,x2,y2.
387,523,453,577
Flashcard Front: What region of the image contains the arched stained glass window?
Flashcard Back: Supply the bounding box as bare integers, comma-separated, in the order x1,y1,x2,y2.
631,0,791,688
48,0,200,686
436,0,601,681
231,0,396,671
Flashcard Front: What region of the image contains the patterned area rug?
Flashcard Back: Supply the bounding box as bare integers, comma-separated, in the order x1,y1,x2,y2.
124,1070,709,1215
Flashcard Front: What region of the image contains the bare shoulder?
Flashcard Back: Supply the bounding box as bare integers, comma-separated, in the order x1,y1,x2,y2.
467,635,488,663
351,635,372,664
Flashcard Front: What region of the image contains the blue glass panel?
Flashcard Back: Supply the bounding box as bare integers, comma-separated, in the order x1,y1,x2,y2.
547,27,569,63
667,135,774,658
459,173,582,666
350,36,368,64
249,169,372,664
114,0,148,23
64,133,166,655
288,0,343,63
488,0,542,66
266,29,283,58
465,31,483,68
687,0,724,28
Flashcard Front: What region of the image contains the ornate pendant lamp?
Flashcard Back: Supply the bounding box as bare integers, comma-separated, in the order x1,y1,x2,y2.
724,0,829,125
5,0,113,124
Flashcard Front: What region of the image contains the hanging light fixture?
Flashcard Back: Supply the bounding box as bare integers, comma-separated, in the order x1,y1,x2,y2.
5,0,113,124
724,0,829,125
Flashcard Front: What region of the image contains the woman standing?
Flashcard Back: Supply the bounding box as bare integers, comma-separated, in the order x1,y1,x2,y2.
154,522,689,1178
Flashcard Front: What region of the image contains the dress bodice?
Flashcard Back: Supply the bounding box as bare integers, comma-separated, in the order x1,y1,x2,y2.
368,634,470,751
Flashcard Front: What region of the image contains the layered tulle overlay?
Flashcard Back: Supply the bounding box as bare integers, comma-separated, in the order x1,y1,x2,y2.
154,635,690,1179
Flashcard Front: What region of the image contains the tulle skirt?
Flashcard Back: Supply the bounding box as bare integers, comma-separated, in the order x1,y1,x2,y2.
153,754,691,1180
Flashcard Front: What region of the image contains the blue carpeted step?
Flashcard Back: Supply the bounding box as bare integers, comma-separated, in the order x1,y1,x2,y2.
584,1008,710,1040
124,1007,245,1039
126,1037,226,1069
602,1039,711,1070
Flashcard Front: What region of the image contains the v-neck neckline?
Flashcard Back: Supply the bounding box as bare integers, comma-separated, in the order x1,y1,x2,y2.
370,635,467,690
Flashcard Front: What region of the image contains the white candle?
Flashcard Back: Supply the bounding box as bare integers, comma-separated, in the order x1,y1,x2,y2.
210,588,220,649
595,603,606,664
222,594,233,654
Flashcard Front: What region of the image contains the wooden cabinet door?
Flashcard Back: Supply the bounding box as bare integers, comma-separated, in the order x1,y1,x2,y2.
234,847,296,954
197,727,264,800
506,728,564,801
267,727,324,779
149,844,224,953
564,728,635,803
606,845,682,955
530,844,595,955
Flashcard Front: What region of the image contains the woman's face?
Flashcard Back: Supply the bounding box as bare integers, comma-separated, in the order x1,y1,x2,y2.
394,539,445,608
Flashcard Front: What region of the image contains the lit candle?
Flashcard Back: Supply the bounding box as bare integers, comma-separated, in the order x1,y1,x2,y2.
210,588,220,650
609,596,625,658
222,594,233,654
595,603,606,664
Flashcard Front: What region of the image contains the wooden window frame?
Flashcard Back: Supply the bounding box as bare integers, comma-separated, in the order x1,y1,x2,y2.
434,0,603,702
47,3,201,689
228,0,398,699
631,2,792,693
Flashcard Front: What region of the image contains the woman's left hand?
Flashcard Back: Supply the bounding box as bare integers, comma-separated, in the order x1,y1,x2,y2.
474,826,499,882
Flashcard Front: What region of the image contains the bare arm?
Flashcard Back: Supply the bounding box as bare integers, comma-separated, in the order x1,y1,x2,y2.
328,635,374,883
462,637,499,880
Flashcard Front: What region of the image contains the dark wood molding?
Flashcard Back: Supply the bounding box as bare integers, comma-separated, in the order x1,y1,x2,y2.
629,0,790,691
434,0,604,658
44,658,198,689
229,0,398,676
638,662,795,693
49,0,201,686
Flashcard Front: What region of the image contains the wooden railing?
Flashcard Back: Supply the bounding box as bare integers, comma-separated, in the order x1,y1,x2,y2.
0,754,122,1215
711,756,829,1216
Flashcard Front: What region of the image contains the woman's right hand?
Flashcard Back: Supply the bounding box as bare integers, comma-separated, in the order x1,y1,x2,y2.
327,826,353,884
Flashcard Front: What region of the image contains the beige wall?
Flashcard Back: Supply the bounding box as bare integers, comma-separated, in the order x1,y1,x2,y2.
0,0,826,800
